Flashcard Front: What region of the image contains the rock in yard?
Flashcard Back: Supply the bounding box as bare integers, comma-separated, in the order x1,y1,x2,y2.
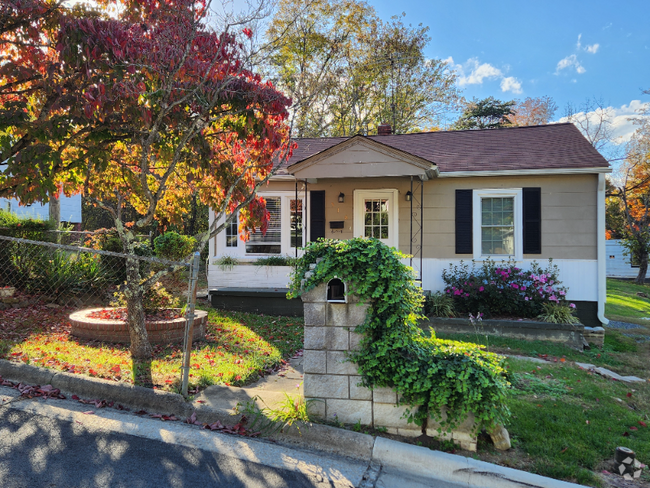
488,424,511,451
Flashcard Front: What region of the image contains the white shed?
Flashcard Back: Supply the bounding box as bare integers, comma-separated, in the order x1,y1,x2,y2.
606,239,639,279
0,192,82,224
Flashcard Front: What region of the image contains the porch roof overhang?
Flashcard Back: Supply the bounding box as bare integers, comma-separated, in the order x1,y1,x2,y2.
286,135,439,181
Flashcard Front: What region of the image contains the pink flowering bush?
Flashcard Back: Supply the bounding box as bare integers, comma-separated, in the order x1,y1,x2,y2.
441,259,575,318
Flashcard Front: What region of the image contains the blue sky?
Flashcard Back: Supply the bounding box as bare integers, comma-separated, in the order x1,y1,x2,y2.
369,0,650,141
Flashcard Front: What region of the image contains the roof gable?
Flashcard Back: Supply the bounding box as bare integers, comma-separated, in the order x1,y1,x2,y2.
287,135,437,179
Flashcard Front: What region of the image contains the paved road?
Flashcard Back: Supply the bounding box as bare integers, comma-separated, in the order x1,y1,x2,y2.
0,385,468,488
0,387,368,488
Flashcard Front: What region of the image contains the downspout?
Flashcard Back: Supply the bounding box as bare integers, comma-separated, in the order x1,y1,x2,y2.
597,173,609,326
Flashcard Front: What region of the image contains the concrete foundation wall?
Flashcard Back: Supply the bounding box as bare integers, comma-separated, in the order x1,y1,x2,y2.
425,317,585,350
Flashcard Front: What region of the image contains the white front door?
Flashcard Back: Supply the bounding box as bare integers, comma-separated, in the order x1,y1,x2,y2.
353,189,399,248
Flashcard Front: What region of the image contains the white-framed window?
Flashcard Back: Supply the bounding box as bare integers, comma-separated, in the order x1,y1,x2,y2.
473,189,522,261
214,192,307,259
225,218,238,247
290,198,303,248
246,196,282,254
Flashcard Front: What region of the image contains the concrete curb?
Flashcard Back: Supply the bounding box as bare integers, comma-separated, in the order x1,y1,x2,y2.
0,359,587,487
373,437,586,488
0,360,191,418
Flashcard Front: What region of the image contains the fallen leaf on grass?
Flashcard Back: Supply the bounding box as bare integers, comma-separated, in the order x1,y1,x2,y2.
630,426,638,431
627,392,633,398
560,448,568,453
639,421,648,427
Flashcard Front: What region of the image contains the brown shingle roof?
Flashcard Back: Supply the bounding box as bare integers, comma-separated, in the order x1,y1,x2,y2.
283,123,609,174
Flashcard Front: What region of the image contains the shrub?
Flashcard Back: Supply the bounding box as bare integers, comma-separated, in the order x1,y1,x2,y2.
442,259,571,319
215,255,238,271
426,292,456,317
85,229,153,285
253,255,296,267
537,303,580,324
288,238,510,433
112,281,180,313
0,209,56,241
154,231,196,261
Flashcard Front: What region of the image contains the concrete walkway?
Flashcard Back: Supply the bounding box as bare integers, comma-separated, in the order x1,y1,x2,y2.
193,354,305,416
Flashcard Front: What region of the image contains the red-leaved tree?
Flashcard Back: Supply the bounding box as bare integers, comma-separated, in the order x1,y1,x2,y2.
2,0,293,358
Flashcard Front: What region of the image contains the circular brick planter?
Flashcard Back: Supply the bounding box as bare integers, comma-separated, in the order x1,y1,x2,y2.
69,308,208,344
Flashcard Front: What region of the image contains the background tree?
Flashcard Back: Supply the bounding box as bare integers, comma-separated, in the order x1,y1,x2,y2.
4,0,293,358
563,97,615,154
0,1,124,204
264,0,459,137
608,114,650,283
452,96,515,130
509,96,558,126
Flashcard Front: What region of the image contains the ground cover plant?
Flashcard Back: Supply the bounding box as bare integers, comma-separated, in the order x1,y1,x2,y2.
0,301,303,392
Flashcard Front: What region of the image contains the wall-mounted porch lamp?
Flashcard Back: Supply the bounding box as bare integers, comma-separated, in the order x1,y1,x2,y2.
338,192,345,203
405,191,413,202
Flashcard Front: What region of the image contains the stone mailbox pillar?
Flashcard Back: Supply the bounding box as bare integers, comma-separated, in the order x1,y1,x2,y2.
301,279,483,451
302,281,372,424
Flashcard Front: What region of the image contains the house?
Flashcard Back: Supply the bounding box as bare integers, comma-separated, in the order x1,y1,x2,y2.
0,192,82,226
208,123,611,326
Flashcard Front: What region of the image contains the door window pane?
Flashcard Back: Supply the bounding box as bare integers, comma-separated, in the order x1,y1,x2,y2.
364,199,389,240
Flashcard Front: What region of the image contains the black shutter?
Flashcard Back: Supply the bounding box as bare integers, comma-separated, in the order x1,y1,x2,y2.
455,189,473,254
310,190,326,241
523,187,541,254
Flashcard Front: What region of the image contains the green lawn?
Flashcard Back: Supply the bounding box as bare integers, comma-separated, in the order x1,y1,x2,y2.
1,303,304,392
606,278,650,327
432,278,650,487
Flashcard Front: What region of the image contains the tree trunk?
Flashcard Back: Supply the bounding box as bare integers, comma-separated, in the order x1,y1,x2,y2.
635,250,648,285
125,255,153,359
49,191,60,224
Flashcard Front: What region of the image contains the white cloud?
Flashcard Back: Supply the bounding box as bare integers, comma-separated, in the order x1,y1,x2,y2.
446,57,523,92
556,35,599,75
454,58,502,86
557,100,650,144
556,54,585,74
500,77,522,94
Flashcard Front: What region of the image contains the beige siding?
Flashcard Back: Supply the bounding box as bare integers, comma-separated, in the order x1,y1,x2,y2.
265,173,598,260
424,175,598,260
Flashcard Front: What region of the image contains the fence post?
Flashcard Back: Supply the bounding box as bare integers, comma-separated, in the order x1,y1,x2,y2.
181,252,201,398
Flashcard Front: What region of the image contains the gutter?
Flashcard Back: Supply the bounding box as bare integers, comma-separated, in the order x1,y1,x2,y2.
597,173,609,326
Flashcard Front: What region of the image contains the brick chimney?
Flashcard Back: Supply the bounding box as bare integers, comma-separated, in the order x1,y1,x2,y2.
377,123,392,136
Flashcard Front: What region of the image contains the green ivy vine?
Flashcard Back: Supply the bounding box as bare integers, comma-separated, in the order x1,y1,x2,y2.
288,238,510,432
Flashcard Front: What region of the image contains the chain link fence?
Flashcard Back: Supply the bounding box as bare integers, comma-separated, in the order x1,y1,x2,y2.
0,234,187,310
